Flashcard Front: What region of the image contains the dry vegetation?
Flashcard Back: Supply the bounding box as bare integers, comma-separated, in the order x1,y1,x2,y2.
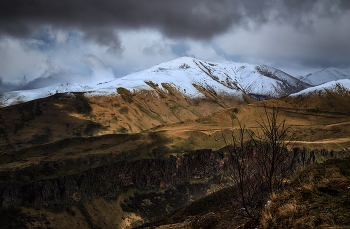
0,85,253,153
83,84,249,135
1,85,350,228
260,157,350,228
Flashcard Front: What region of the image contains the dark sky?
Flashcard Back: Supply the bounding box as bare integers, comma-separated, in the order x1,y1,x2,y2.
0,0,350,91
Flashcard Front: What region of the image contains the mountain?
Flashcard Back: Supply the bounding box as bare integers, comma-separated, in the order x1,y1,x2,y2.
1,74,350,228
290,78,350,97
298,67,350,86
0,57,309,107
266,78,350,115
86,57,309,100
0,83,92,108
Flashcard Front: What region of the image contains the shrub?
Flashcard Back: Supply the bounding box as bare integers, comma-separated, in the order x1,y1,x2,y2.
119,106,129,114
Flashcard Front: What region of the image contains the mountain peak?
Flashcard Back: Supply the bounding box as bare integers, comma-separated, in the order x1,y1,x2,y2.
0,58,309,107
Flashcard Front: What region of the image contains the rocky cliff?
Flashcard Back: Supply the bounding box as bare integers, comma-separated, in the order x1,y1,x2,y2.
1,149,228,212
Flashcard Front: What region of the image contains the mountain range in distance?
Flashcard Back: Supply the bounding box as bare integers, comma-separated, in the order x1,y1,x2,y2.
1,57,311,107
0,57,349,108
297,66,350,86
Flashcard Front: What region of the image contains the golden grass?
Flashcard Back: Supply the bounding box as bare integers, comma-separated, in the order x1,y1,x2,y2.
260,157,350,229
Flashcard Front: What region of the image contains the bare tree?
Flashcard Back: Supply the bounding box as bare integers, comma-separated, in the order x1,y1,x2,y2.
221,104,296,222
253,104,296,193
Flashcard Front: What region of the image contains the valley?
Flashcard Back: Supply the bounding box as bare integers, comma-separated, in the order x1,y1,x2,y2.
0,57,350,229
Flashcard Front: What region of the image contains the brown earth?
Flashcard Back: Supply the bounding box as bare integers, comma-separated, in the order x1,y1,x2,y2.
0,85,254,153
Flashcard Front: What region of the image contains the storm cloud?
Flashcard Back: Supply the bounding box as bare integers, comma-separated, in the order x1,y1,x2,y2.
0,0,350,86
1,0,350,47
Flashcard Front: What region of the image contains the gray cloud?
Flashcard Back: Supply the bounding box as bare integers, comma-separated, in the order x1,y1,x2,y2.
0,0,350,82
0,77,22,93
1,0,349,41
83,28,124,56
0,54,117,92
170,43,191,57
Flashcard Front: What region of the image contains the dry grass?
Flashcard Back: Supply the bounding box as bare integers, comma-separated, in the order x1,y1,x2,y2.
2,85,350,155
81,86,251,136
0,87,252,153
260,157,350,229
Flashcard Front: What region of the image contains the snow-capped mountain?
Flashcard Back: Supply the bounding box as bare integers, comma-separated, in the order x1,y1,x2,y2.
0,83,92,108
0,57,309,107
298,67,350,86
290,79,350,97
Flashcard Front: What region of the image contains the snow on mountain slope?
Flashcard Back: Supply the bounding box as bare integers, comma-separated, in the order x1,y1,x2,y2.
290,79,350,97
86,57,309,98
195,61,309,99
0,83,92,107
0,57,309,107
86,57,244,98
299,67,350,86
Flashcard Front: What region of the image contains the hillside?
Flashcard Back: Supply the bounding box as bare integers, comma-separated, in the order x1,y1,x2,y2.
2,81,350,154
0,86,256,152
290,78,350,100
260,157,350,228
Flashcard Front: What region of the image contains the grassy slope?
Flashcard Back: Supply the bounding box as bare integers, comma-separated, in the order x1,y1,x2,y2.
153,100,350,152
0,93,103,152
260,157,350,229
0,85,253,153
82,84,251,135
154,83,350,151
2,83,350,155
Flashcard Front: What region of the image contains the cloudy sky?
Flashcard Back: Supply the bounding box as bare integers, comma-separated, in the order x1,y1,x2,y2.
0,0,350,92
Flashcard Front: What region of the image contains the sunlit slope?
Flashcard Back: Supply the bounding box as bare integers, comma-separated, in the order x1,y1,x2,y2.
152,89,350,151
0,85,256,152
288,79,350,114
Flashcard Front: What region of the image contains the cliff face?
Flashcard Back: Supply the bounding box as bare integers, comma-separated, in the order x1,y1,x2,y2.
1,149,228,212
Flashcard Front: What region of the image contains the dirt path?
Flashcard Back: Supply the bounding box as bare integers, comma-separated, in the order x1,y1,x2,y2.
287,137,350,144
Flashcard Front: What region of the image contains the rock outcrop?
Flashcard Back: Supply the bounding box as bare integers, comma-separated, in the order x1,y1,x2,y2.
1,149,228,212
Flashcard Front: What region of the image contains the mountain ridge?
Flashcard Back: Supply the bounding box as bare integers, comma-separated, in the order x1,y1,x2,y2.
298,66,350,86
0,57,309,107
290,78,350,98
